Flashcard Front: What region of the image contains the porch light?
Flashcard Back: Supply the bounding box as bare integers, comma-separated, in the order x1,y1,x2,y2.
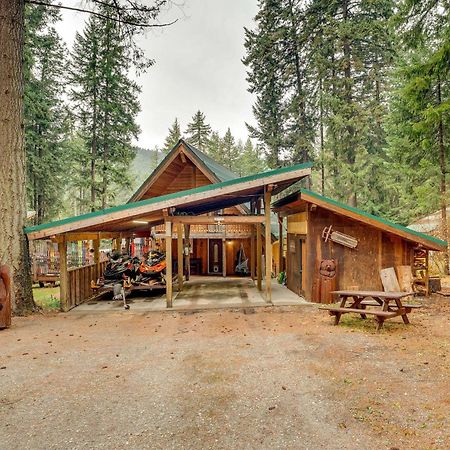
133,220,149,224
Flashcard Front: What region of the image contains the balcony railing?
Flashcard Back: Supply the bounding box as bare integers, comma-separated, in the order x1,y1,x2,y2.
153,223,253,236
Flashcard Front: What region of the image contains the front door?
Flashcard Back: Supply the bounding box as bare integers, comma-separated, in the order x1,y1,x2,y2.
287,233,305,295
208,239,223,274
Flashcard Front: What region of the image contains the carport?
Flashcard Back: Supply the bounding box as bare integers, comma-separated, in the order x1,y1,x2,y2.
25,163,311,310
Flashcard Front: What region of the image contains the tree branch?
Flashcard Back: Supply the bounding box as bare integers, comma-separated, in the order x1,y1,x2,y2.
25,0,178,28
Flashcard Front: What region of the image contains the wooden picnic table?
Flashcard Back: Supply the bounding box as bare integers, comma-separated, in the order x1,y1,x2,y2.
320,290,419,330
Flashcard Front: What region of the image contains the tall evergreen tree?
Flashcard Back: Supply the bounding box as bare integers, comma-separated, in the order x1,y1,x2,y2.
243,0,286,168
206,131,222,161
221,128,239,171
237,138,267,176
163,118,181,153
24,4,70,224
71,2,142,211
245,0,396,206
386,0,450,272
185,110,212,151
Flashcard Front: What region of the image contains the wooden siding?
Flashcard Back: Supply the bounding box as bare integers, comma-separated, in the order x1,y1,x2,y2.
300,206,414,302
66,261,107,310
287,212,307,234
141,156,212,200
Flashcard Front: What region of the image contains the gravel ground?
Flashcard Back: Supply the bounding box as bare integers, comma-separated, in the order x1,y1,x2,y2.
1,297,449,450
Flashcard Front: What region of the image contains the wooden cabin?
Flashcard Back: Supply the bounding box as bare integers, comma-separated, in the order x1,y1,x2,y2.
273,189,447,303
25,142,312,310
129,139,255,276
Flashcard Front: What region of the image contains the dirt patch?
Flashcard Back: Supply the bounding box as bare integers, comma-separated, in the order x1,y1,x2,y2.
0,296,449,449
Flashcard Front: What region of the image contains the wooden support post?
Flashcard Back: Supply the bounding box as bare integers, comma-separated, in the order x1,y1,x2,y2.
222,239,227,277
256,223,262,291
250,226,256,280
278,214,283,275
184,224,190,281
165,221,173,307
256,197,262,290
264,189,272,302
58,235,69,311
177,223,183,291
93,235,100,281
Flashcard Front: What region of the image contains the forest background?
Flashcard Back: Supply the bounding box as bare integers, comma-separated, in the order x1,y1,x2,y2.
24,0,449,269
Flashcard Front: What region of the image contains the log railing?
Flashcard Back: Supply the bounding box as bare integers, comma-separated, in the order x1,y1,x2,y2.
63,261,107,311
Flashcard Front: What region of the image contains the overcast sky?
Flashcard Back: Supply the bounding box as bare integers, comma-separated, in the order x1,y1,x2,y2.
55,0,258,150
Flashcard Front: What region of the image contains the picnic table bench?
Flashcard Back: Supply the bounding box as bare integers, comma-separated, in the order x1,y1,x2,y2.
320,290,419,330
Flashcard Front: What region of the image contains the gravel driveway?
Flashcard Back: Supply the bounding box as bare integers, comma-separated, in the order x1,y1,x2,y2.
1,301,449,449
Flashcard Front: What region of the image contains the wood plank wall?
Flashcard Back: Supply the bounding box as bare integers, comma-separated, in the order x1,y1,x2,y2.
143,158,211,199
302,207,414,302
66,261,107,310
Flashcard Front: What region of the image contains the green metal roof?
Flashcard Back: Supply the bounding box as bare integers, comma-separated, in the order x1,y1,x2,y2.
277,189,447,249
183,140,238,182
25,162,313,235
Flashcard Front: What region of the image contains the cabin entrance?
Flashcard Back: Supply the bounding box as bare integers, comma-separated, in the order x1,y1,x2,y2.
208,239,223,274
287,233,305,296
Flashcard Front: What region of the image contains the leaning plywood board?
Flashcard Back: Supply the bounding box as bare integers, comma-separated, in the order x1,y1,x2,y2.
396,266,413,292
380,267,401,292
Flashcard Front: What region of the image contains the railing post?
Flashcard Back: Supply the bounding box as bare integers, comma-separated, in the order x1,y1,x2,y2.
93,234,100,281
58,235,69,311
165,220,173,307
177,222,183,291
264,188,272,302
184,224,190,281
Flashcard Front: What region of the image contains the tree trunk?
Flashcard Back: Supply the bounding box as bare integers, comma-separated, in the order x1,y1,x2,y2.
437,77,449,274
319,76,325,195
0,0,35,313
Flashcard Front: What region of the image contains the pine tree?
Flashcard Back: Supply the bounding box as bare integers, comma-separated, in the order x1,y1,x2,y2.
71,2,141,211
221,128,239,171
386,0,450,272
24,4,69,224
206,131,222,161
311,0,395,206
185,110,212,151
243,0,286,168
163,118,181,153
238,138,267,176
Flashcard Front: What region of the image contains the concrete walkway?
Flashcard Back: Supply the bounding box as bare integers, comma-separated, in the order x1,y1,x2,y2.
71,276,307,314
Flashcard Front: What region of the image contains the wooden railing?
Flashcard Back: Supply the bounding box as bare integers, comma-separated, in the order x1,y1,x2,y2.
153,223,253,235
64,261,107,311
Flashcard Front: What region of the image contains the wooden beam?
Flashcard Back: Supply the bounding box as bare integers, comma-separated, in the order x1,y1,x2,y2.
165,221,173,307
222,239,227,277
170,215,265,224
180,151,186,163
278,214,283,274
250,226,255,280
184,224,190,281
264,189,272,302
58,236,69,312
256,223,262,291
177,223,183,291
51,231,124,243
93,236,100,280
